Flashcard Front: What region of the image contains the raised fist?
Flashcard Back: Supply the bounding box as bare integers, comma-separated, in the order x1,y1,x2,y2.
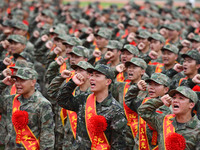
127,32,135,43
56,56,65,66
137,80,147,91
188,32,195,39
161,94,172,107
93,50,101,58
117,23,124,30
181,40,191,47
72,73,84,86
192,74,200,84
116,64,126,73
1,40,9,49
41,34,49,42
137,43,145,50
2,76,15,86
104,51,114,60
45,41,53,49
173,64,183,73
61,70,72,79
33,30,40,38
2,68,12,77
149,51,158,60
87,34,95,42
3,57,12,66
53,47,62,55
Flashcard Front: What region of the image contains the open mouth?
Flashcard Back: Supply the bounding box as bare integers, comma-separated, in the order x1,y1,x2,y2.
90,83,96,88
128,73,133,77
173,104,179,108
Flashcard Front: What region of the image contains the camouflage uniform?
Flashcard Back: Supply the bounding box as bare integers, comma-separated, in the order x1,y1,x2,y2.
148,33,166,65
0,68,55,150
57,64,127,150
147,44,179,76
138,86,200,150
47,61,93,150
125,73,172,149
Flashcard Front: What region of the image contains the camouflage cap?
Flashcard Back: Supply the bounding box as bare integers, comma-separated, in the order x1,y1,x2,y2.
12,21,28,31
190,35,200,42
169,86,198,104
87,64,115,80
144,23,155,29
136,30,151,39
161,44,179,54
69,46,86,57
78,19,89,26
12,67,38,80
182,49,200,64
42,9,55,19
106,40,123,50
63,36,82,46
50,27,63,35
125,57,147,70
96,21,107,27
7,34,27,45
128,20,139,27
145,73,171,87
10,60,28,69
71,61,94,70
121,44,139,56
165,23,181,31
149,33,165,43
13,51,33,62
2,19,14,27
56,34,70,41
96,27,112,40
136,10,147,17
109,14,119,20
150,12,160,18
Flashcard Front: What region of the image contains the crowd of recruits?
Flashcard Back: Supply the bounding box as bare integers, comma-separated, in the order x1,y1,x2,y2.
0,0,200,149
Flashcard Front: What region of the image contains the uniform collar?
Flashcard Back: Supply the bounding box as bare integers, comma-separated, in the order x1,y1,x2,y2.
96,93,112,107
170,115,198,129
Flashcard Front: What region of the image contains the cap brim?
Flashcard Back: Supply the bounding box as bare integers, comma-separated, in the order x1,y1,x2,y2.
87,68,105,76
125,61,139,68
69,52,82,57
145,78,162,85
71,64,86,70
169,89,190,101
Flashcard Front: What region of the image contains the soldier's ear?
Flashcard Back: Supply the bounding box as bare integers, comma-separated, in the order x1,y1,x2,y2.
164,86,169,94
105,78,112,86
31,80,36,87
189,102,195,109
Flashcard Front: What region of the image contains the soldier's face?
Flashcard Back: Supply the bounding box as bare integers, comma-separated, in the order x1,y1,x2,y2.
150,39,163,52
148,81,169,98
127,64,144,83
89,71,111,93
120,50,134,64
172,93,194,115
183,57,200,77
162,50,178,66
9,41,25,54
15,77,35,96
96,36,108,49
70,54,85,65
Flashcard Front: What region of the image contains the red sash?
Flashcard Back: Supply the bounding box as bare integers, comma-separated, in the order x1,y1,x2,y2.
139,97,151,150
163,114,176,149
85,94,110,150
12,95,40,150
10,84,17,95
179,77,200,92
60,90,77,139
116,72,125,82
155,63,164,73
50,44,56,52
123,83,138,138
